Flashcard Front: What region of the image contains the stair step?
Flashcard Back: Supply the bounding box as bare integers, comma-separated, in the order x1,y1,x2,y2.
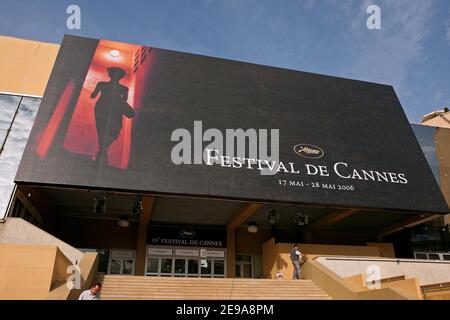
99,277,313,282
100,279,315,283
101,286,324,290
96,274,331,300
101,284,319,288
101,284,322,288
101,293,331,297
101,281,317,285
101,290,326,295
102,285,318,288
102,296,331,300
99,293,331,298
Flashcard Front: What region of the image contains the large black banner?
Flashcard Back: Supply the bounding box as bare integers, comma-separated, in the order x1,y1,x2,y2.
15,35,448,214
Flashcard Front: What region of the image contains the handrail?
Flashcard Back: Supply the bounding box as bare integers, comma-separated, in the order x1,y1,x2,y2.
316,256,450,265
421,281,450,291
421,282,450,299
380,275,406,283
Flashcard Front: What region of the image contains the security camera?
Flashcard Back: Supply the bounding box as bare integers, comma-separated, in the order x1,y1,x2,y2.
267,207,278,225
132,195,143,215
94,197,106,214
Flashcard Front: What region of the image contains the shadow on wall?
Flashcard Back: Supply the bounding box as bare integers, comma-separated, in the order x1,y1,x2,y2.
276,256,289,278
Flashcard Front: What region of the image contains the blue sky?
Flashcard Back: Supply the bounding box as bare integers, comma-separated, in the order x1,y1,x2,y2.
0,0,449,123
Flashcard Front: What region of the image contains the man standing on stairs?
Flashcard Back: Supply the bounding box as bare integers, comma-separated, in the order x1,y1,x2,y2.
290,244,302,280
79,282,102,300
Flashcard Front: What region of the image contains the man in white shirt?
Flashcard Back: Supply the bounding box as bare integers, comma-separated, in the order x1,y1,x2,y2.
290,244,302,279
78,282,102,300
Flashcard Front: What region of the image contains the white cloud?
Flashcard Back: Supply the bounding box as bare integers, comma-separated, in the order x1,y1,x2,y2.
434,90,444,100
342,0,435,98
304,0,315,9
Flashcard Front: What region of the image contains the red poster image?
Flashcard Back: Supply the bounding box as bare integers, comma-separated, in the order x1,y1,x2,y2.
36,39,153,169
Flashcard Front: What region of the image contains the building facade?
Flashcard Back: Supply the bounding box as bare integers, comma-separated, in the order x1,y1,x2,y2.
0,35,449,292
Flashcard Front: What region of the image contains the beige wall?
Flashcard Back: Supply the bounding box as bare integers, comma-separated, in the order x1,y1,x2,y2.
0,36,59,96
262,238,279,278
262,238,384,279
423,289,450,300
420,120,450,222
302,259,420,300
435,128,450,210
0,244,71,299
316,256,450,287
380,277,422,300
0,218,83,265
434,127,450,225
421,112,450,129
65,252,99,300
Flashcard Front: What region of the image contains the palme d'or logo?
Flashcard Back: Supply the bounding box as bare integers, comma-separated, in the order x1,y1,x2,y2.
293,144,324,159
179,229,196,239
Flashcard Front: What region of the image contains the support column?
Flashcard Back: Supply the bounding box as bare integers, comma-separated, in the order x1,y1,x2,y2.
226,202,263,278
135,196,155,276
226,228,236,278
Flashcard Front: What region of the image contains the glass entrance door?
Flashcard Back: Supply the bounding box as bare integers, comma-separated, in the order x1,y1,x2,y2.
160,258,173,276
235,254,253,278
145,247,226,277
108,250,135,275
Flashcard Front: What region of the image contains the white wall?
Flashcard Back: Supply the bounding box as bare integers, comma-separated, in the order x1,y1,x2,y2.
316,256,450,286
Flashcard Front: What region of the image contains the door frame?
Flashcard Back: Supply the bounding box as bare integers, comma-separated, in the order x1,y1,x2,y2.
145,245,227,277
107,249,136,275
235,253,254,278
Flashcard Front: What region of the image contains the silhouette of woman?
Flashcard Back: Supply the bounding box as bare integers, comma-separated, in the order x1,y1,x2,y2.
91,67,135,163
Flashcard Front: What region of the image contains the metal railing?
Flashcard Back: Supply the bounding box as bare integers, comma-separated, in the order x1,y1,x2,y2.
321,256,450,265
421,281,450,300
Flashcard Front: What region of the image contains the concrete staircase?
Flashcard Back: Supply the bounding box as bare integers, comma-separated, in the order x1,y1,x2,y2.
96,275,332,300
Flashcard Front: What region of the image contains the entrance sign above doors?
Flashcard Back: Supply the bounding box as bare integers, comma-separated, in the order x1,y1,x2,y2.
148,247,225,259
110,250,134,259
148,225,226,248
